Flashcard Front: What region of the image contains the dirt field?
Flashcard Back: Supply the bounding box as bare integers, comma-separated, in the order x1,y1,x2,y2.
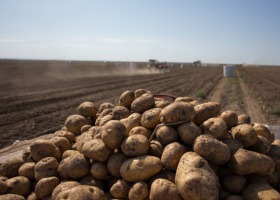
0,60,279,148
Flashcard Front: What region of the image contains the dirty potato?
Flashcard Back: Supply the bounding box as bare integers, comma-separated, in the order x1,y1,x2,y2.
78,101,98,118
65,114,92,135
119,90,135,109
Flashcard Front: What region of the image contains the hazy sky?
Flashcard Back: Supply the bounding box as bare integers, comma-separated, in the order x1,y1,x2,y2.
1,0,280,65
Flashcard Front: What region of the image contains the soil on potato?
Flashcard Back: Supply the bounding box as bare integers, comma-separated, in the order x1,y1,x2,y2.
0,60,279,148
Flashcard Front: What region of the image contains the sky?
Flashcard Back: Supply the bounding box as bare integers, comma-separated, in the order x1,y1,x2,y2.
0,0,280,65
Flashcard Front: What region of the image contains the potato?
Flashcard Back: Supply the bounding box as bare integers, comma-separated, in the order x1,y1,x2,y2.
119,90,135,109
177,122,202,146
237,114,251,125
155,125,178,146
222,139,244,154
99,114,113,126
161,142,188,171
149,140,164,158
135,89,151,98
90,162,109,180
193,102,221,125
193,135,231,165
110,179,131,199
220,110,238,129
120,155,163,182
129,126,152,139
34,157,59,181
253,123,274,142
150,178,183,200
266,141,280,170
231,124,258,147
128,181,149,200
56,185,105,200
0,176,8,194
82,139,112,162
175,152,219,200
149,170,175,185
229,148,275,176
18,162,35,180
250,135,271,154
155,99,171,109
242,182,280,200
6,176,31,196
80,176,104,190
200,117,227,139
98,102,115,114
175,96,193,103
131,93,155,113
35,176,59,199
0,194,25,200
22,146,34,162
54,130,76,143
65,114,92,135
51,181,80,200
0,157,24,178
95,108,113,126
141,108,162,129
30,139,61,161
112,106,130,120
107,152,128,178
78,101,97,118
62,150,82,160
222,175,247,194
100,120,126,150
120,113,142,135
160,102,195,123
121,134,149,157
50,136,71,154
58,154,90,179
76,131,95,153
81,124,92,133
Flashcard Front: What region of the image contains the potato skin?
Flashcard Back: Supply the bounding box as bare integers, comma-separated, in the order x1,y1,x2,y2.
135,89,151,98
58,154,90,179
54,130,76,143
253,123,274,142
110,179,131,199
161,142,188,171
193,102,221,125
0,157,24,178
6,176,31,196
231,124,258,147
120,113,142,136
128,181,149,200
131,93,155,113
0,194,25,200
219,110,238,129
51,181,81,200
177,122,202,146
0,176,8,194
34,157,59,181
237,114,251,125
160,102,195,123
56,185,105,200
120,155,163,182
18,162,35,180
107,152,128,178
141,108,162,129
35,176,59,199
100,120,126,150
112,106,130,120
229,148,275,176
155,125,178,146
266,141,280,170
149,140,164,158
50,136,71,154
193,135,230,165
82,139,112,162
129,126,152,139
119,90,135,109
250,135,271,154
200,117,227,139
65,114,92,135
175,152,219,200
150,178,183,200
242,182,280,200
90,162,109,180
78,101,98,118
30,139,61,161
222,175,247,194
121,134,149,157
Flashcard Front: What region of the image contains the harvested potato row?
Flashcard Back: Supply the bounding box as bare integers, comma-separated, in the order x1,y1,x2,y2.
1,88,280,200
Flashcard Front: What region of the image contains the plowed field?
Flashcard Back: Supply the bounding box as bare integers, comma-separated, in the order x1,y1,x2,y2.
0,60,279,148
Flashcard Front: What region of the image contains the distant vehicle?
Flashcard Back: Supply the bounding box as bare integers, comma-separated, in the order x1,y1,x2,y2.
147,59,169,72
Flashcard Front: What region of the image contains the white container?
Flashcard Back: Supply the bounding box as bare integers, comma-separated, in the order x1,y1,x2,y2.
223,65,236,77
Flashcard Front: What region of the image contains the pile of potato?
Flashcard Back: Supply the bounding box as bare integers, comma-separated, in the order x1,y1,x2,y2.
0,88,280,200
